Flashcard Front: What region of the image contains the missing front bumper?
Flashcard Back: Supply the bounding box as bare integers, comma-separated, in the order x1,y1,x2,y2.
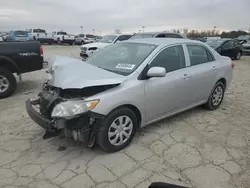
25,98,105,146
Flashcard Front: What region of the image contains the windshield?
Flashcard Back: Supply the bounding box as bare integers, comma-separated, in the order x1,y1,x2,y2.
237,35,250,40
206,40,224,48
99,35,117,43
87,43,156,76
130,33,155,39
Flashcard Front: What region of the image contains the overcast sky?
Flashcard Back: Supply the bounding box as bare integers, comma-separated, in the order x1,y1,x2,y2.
0,0,249,34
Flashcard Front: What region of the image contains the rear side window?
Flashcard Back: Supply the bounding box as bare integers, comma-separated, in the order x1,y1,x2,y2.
222,41,234,49
187,45,214,66
150,45,186,73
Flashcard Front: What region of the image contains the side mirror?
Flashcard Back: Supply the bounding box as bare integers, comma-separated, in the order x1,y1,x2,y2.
147,67,166,78
115,40,121,43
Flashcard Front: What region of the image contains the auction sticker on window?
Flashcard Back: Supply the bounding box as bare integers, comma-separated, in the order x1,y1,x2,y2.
116,63,135,70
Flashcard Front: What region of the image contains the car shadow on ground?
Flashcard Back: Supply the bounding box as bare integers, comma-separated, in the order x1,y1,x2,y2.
15,79,43,96
41,106,207,155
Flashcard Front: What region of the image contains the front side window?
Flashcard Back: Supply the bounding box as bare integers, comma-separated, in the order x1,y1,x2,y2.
88,43,156,76
187,45,213,66
150,45,186,73
222,41,234,49
57,32,67,35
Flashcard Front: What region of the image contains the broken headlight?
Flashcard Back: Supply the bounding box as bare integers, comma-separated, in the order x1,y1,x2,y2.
51,100,99,118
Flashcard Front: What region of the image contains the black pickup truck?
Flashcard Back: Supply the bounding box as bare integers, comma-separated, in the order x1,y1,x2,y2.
0,41,44,98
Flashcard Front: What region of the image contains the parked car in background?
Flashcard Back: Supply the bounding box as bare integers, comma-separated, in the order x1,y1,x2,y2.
0,41,44,98
237,35,250,44
243,40,250,54
130,32,187,40
52,31,75,45
80,34,132,60
27,28,54,45
0,32,8,41
26,38,233,152
75,34,95,45
206,39,243,60
6,30,30,41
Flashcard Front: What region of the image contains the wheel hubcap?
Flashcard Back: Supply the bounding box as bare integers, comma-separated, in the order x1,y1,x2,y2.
237,53,241,59
108,115,133,146
0,75,9,93
212,86,223,106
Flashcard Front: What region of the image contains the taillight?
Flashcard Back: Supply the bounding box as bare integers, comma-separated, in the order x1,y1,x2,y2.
40,46,43,56
232,63,235,69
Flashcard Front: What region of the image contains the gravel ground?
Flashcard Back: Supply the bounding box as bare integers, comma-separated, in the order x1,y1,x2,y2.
0,45,249,188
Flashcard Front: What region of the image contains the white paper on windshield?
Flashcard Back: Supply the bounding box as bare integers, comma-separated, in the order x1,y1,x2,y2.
116,63,135,70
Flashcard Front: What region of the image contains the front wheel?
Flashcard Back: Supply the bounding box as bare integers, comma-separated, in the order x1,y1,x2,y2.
204,82,225,110
97,107,137,152
57,39,61,45
0,67,17,99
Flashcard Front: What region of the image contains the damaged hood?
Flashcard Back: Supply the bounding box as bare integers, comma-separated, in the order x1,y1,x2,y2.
47,56,126,89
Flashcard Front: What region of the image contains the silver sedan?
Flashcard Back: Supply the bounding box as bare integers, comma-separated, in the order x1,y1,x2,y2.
26,38,233,152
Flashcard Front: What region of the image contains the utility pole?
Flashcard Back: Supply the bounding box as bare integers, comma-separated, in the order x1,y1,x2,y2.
80,26,83,34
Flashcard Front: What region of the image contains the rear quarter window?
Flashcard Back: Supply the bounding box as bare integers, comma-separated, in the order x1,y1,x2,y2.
187,45,215,66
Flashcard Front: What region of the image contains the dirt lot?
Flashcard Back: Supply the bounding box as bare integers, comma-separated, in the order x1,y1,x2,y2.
0,45,249,188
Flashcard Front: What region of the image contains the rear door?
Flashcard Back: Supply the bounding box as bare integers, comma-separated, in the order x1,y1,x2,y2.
184,44,218,105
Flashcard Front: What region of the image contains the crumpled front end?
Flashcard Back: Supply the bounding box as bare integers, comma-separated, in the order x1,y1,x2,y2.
25,84,118,147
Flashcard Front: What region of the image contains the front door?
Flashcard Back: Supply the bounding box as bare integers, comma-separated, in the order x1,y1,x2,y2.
221,40,235,58
144,45,191,123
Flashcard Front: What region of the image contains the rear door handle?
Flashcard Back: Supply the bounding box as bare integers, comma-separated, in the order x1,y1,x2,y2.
182,74,190,80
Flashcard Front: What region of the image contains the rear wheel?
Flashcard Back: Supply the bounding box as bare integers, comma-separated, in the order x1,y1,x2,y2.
235,51,242,60
0,67,17,99
97,107,137,152
204,82,225,110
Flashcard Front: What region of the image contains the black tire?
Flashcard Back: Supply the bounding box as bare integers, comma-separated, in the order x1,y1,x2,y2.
57,38,61,45
204,81,225,110
33,36,36,41
235,51,242,60
49,42,53,45
97,107,137,152
0,67,17,99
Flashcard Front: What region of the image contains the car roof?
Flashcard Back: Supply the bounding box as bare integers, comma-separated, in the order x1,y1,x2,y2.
135,31,182,35
123,38,202,46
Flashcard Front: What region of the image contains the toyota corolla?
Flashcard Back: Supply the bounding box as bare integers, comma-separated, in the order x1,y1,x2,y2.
26,38,233,152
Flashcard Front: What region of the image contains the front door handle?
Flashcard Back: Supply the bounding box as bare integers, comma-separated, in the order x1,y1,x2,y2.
182,74,190,80
212,66,217,71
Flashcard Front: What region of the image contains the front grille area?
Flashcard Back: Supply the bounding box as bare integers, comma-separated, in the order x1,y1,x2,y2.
244,46,250,50
39,89,62,118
